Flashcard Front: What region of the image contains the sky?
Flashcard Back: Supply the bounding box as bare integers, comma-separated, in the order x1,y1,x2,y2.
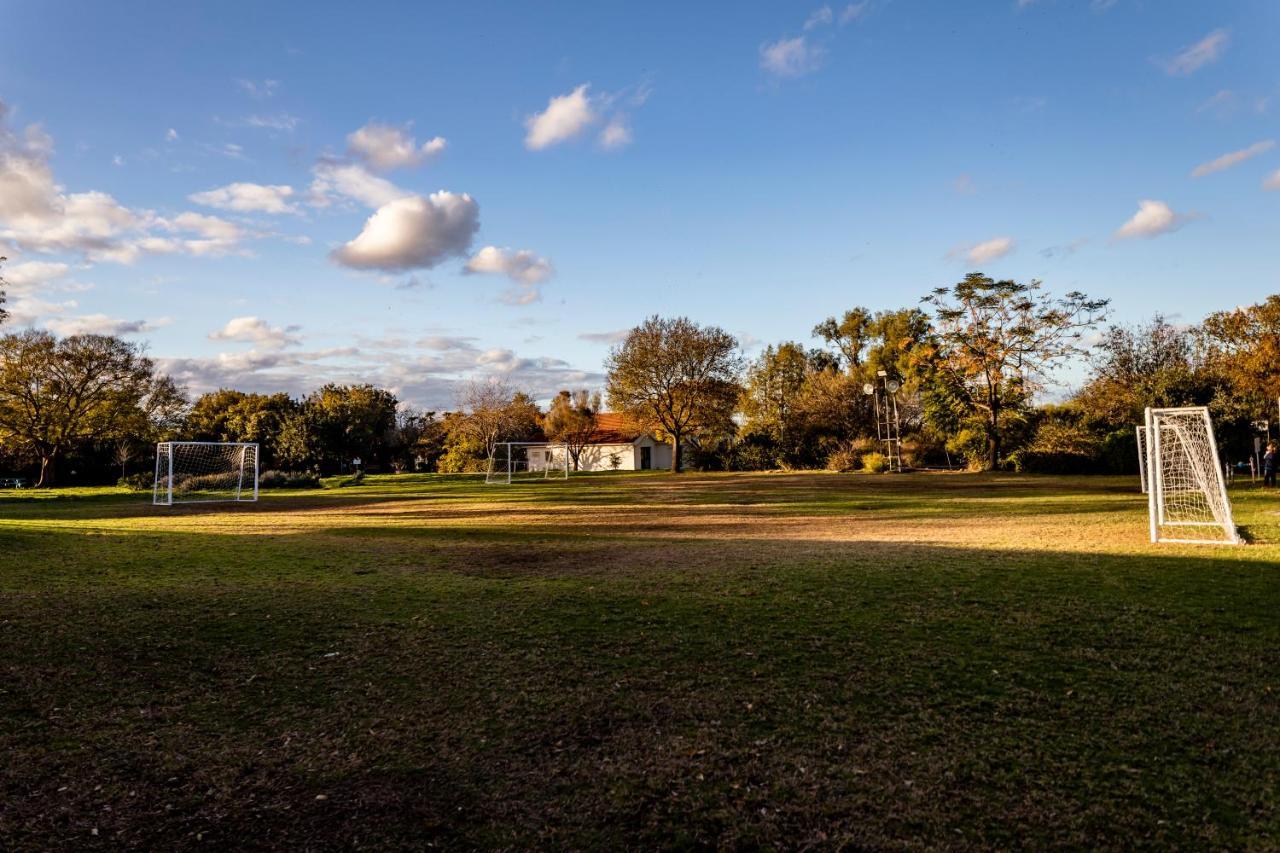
1,0,1277,408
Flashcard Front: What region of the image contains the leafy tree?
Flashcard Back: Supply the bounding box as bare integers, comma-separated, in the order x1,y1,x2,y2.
812,308,872,371
740,342,810,465
1197,295,1280,403
921,273,1108,469
607,316,741,472
110,374,189,477
0,331,164,486
303,384,399,473
387,407,444,472
185,389,298,466
1074,315,1204,429
544,389,602,471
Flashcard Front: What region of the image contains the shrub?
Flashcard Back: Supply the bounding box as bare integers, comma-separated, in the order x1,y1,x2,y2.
258,469,321,489
825,446,861,472
1008,420,1102,474
117,472,152,492
861,451,888,473
322,471,366,489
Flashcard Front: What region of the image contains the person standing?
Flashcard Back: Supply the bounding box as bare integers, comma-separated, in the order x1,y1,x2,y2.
1264,443,1277,488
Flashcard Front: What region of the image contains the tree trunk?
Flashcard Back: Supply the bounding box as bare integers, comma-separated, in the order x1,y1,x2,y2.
36,454,56,488
671,431,682,473
987,400,1001,470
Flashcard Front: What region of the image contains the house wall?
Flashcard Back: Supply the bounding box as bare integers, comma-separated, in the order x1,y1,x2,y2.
526,436,676,473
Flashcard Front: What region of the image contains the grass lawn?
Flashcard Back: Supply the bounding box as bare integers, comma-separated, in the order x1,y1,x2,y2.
1,471,1277,849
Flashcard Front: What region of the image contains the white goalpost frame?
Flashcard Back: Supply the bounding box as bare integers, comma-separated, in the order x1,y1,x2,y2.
153,441,260,506
1135,425,1148,494
485,441,570,485
1143,407,1239,545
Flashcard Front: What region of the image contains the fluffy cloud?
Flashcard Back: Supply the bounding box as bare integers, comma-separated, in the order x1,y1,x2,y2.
330,191,479,271
956,236,1015,265
1190,140,1274,177
209,316,301,348
1264,169,1280,192
1114,200,1191,240
760,36,825,78
464,246,553,285
1,260,70,293
1159,28,1229,76
347,122,446,170
189,182,298,214
309,160,410,208
525,85,597,150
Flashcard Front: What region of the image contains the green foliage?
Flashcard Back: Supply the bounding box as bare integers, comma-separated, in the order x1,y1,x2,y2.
258,469,321,489
1007,415,1101,474
185,389,297,466
116,472,152,491
321,470,366,489
860,451,888,473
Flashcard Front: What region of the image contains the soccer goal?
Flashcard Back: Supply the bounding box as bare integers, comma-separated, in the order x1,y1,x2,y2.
1143,407,1239,545
154,441,259,506
1135,425,1148,494
485,442,569,485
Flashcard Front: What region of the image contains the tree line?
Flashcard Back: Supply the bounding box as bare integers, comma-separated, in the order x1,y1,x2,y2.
2,257,1278,484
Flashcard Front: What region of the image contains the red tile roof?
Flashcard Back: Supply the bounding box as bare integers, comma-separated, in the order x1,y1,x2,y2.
586,412,646,444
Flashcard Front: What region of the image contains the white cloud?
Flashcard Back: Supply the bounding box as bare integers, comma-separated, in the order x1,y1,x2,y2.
599,115,632,149
237,78,279,99
524,85,597,150
308,160,410,209
1262,169,1280,191
760,36,825,78
189,182,298,214
956,236,1015,265
242,113,299,132
165,128,179,142
1114,200,1191,240
330,191,480,271
1159,29,1229,76
347,122,446,170
578,330,629,344
1190,140,1274,177
464,246,554,296
209,316,301,348
45,313,168,336
804,6,833,30
1,260,70,292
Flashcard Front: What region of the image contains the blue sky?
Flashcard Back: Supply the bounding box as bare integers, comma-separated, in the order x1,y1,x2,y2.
1,0,1276,407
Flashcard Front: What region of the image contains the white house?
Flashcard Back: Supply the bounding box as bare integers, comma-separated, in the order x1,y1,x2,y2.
528,413,673,472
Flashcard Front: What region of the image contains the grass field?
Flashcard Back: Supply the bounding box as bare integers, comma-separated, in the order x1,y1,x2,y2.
1,471,1277,849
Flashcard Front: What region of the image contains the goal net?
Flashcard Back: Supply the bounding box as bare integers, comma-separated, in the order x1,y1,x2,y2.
485,442,570,485
1135,425,1148,494
1144,407,1239,545
154,442,259,505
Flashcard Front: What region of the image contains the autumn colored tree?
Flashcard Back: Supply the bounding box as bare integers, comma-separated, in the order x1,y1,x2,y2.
921,273,1108,469
543,389,602,470
0,331,164,486
740,342,810,463
1197,295,1280,403
0,256,9,327
606,316,741,472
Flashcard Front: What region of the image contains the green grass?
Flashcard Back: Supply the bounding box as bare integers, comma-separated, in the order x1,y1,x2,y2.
1,472,1277,849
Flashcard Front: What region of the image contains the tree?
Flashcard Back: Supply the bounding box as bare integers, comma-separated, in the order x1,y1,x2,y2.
740,343,810,464
606,315,741,472
544,389,601,471
185,389,298,467
921,273,1108,469
0,331,163,486
303,384,399,473
1197,295,1280,403
456,379,542,462
813,307,872,371
1074,315,1204,429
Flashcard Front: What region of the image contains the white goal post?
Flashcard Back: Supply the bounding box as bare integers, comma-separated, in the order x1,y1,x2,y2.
485,442,570,485
154,441,259,506
1143,407,1239,545
1135,425,1148,494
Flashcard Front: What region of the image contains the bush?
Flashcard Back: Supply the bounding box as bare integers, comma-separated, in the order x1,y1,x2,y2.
861,451,888,473
258,469,321,489
322,471,366,489
1008,419,1103,474
117,472,151,492
825,446,861,472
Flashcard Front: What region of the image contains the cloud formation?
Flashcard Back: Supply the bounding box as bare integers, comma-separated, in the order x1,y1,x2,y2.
1190,140,1274,177
209,316,301,348
347,122,446,170
1113,200,1191,240
1262,169,1280,192
330,191,480,271
464,246,553,285
524,85,597,150
956,236,1015,265
760,36,825,78
189,182,298,214
1159,29,1229,76
599,115,632,150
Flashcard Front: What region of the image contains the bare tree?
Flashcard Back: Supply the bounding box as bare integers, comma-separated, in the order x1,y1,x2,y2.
456,378,541,461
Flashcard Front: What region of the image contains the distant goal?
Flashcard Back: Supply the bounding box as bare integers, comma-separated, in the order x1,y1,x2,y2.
485,442,569,485
1143,407,1239,545
154,441,259,506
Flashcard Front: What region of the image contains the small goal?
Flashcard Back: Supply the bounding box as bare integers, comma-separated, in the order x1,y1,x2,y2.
485,442,569,485
1135,425,1148,493
154,441,259,506
1143,407,1239,545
